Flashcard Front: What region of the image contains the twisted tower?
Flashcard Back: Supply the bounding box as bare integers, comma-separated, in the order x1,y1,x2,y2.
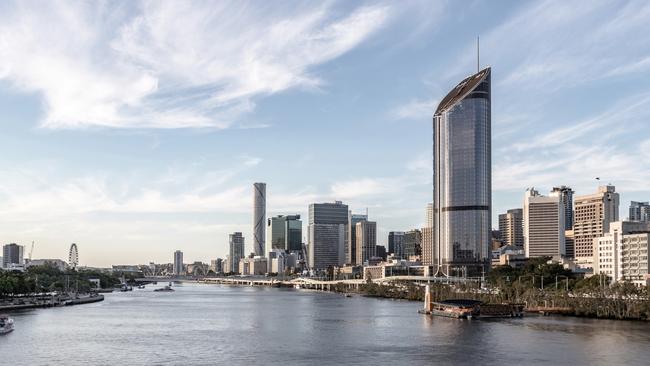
253,182,266,256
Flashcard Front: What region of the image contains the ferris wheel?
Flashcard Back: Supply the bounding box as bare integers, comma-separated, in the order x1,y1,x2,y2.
69,243,79,269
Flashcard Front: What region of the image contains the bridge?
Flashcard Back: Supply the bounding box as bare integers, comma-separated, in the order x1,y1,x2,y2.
136,275,479,291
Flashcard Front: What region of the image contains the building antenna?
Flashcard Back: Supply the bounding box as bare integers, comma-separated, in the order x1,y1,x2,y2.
477,36,480,73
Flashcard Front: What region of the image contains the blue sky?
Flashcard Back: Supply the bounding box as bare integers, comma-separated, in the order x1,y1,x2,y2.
1,0,649,266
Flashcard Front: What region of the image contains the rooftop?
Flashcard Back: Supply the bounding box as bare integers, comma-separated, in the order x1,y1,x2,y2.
435,67,490,115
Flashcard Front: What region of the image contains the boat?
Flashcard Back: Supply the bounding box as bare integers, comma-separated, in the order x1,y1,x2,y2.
154,286,175,292
119,285,133,292
428,300,482,319
0,315,14,335
345,294,352,298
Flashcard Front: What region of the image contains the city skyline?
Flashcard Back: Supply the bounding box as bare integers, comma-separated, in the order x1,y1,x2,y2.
1,1,650,267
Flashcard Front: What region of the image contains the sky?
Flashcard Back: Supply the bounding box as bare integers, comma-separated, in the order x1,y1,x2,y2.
1,0,649,267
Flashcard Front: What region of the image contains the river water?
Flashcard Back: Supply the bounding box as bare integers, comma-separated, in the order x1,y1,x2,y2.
1,283,649,365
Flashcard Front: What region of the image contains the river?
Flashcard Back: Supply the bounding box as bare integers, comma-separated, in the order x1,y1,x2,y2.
1,283,649,365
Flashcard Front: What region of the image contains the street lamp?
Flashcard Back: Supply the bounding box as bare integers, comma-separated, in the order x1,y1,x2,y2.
518,274,535,286
555,275,569,292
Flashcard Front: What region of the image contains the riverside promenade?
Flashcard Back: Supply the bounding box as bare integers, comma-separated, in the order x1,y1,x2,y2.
0,294,104,311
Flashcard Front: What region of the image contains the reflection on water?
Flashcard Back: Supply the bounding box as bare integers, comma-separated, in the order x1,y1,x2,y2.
1,283,648,365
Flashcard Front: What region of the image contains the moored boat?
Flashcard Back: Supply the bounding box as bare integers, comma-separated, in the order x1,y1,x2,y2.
0,314,14,334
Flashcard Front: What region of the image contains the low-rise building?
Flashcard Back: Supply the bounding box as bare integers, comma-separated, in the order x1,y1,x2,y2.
239,256,268,276
491,245,526,268
595,221,650,286
25,259,68,271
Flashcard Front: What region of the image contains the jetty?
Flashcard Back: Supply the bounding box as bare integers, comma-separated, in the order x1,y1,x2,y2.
420,285,525,319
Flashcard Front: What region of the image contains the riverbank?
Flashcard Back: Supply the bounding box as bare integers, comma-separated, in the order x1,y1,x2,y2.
333,282,650,321
0,294,104,311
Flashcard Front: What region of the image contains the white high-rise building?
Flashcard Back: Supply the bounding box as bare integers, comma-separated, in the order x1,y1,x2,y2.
524,189,565,258
347,213,367,265
425,202,433,228
574,185,619,269
173,250,183,275
253,183,266,257
595,221,650,286
355,221,377,265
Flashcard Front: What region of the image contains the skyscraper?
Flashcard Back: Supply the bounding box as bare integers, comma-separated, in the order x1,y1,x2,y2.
2,243,24,269
421,226,434,265
629,201,650,222
404,229,422,259
267,214,302,253
433,67,491,276
229,232,245,274
173,250,183,276
355,220,376,265
308,201,348,270
388,231,405,257
347,213,368,265
551,186,574,229
253,182,266,257
574,185,619,268
425,202,433,228
524,189,565,258
498,208,524,247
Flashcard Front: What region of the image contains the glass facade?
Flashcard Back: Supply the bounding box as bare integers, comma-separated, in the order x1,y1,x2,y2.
308,202,349,269
433,68,491,276
267,215,303,252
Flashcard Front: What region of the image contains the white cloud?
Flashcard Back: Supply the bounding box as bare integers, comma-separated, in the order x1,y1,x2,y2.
390,98,438,121
0,1,390,129
444,1,650,92
494,92,650,194
330,178,402,199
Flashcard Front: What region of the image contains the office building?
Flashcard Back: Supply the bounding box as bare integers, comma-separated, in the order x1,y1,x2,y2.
404,229,422,260
210,258,223,273
524,189,565,258
173,250,183,276
308,201,348,270
421,226,434,265
388,231,405,258
355,220,377,265
498,208,524,247
433,67,491,276
2,243,24,269
267,214,302,253
376,245,387,261
229,232,245,274
347,213,368,265
629,201,650,222
223,255,231,273
425,202,433,228
595,221,650,286
565,229,575,259
239,256,267,276
551,186,574,229
253,183,266,257
574,185,619,268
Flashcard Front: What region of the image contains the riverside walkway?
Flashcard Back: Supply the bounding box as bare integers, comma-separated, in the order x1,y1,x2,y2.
137,274,478,290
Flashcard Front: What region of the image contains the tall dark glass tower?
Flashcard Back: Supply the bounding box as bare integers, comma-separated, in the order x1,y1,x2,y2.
433,67,491,277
